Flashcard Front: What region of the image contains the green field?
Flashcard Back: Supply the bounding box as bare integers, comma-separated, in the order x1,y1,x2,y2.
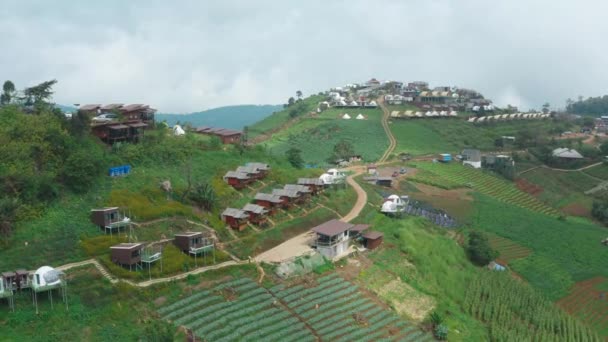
248,95,324,138
520,168,599,213
411,162,560,216
583,163,608,180
159,274,431,341
390,119,561,155
265,107,389,164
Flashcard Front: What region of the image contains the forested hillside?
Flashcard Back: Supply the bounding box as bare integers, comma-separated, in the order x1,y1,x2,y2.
156,104,282,129
567,95,608,116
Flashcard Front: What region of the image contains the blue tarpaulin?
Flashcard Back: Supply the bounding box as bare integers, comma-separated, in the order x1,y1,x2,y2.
109,165,131,177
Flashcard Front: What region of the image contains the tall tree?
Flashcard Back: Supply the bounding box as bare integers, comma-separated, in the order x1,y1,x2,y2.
1,80,15,105
542,102,550,114
328,139,355,163
296,90,303,100
287,97,295,107
23,79,57,107
286,147,304,168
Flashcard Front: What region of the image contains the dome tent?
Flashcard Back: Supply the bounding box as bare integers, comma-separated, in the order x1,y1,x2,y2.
173,125,185,136
342,113,351,119
356,113,365,120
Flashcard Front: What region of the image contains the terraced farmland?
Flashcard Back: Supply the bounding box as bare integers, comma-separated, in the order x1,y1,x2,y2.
557,277,608,337
412,162,560,217
159,275,430,341
486,233,532,264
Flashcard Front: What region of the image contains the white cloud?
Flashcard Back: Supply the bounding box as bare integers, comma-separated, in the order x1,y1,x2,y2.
1,0,607,112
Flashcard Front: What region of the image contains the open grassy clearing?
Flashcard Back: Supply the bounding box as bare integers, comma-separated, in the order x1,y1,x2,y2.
583,163,608,180
264,107,388,164
519,168,599,216
485,233,532,264
159,274,431,341
390,119,560,155
247,95,324,138
557,277,608,337
411,162,560,217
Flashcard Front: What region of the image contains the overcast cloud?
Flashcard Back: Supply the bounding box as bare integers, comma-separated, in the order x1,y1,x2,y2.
1,0,607,112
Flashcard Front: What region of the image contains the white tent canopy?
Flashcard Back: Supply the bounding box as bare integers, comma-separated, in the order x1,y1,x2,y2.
356,114,365,120
173,125,185,136
342,113,351,119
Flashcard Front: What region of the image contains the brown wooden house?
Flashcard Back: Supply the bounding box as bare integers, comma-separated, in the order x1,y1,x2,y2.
283,184,312,203
246,163,271,177
110,243,144,268
78,104,102,115
297,178,325,195
119,104,156,125
271,189,300,209
236,166,262,180
254,193,283,215
223,171,251,189
174,232,213,255
242,204,269,225
91,122,147,145
195,126,242,144
90,207,131,230
221,208,249,230
362,231,384,250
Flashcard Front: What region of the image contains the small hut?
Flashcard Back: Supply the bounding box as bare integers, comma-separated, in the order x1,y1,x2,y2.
0,272,14,311
110,243,144,269
174,232,215,266
254,193,283,215
283,184,312,203
236,166,263,180
242,204,269,225
362,231,384,250
367,164,377,175
90,207,131,234
245,162,271,178
272,188,300,208
15,270,30,290
297,178,325,195
221,208,249,230
223,171,251,189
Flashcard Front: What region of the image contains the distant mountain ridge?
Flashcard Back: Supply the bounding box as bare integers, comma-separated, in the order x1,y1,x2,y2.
156,104,282,130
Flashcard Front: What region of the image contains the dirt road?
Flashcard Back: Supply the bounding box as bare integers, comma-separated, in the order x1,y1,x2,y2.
378,98,397,163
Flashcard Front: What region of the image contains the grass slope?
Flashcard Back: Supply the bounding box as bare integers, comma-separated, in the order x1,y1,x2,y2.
248,95,324,138
265,107,388,164
156,104,282,130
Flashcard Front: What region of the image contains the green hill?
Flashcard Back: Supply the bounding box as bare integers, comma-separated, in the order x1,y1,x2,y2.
156,104,282,130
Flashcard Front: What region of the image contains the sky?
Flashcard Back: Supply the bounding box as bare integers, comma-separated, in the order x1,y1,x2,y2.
1,0,607,113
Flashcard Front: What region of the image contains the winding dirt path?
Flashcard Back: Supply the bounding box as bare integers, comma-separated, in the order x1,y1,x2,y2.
378,98,397,163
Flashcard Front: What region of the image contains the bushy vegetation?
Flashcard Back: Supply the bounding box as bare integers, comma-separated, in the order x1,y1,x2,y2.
247,95,324,138
464,271,600,341
567,95,608,116
466,231,498,266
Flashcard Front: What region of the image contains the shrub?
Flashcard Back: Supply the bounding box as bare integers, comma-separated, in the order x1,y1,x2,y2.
434,324,448,340
81,235,127,256
466,231,498,266
429,311,444,327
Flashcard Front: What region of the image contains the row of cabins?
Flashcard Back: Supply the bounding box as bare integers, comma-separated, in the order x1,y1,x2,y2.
109,232,214,268
390,110,458,119
79,103,156,145
195,126,243,144
311,219,383,258
468,113,550,123
221,179,325,230
223,163,271,190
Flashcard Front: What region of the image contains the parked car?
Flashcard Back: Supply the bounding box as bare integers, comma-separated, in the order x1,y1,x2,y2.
92,113,118,123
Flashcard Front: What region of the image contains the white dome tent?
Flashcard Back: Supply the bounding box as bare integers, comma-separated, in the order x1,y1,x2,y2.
342,113,351,120
31,266,68,314
173,125,185,136
381,195,409,214
319,168,346,185
356,113,365,120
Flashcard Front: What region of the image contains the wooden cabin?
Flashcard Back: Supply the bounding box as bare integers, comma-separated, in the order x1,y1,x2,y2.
297,178,325,195
110,243,144,267
90,207,131,231
91,122,147,145
242,204,269,225
221,208,249,230
174,232,213,255
195,126,242,144
362,231,384,250
271,189,300,209
254,193,283,215
15,270,30,290
283,184,312,203
246,162,271,177
236,166,262,180
1,272,15,292
223,171,251,190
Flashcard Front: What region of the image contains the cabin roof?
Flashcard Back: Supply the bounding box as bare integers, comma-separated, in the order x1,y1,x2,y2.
242,203,268,214
110,243,143,250
254,193,283,203
350,224,370,233
363,231,384,240
312,219,354,236
91,207,119,212
298,178,324,186
221,208,248,218
283,184,311,193
174,232,203,238
224,171,250,180
272,189,300,198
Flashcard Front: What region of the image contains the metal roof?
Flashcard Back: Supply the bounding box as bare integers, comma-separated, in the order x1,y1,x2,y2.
552,148,584,159
363,231,384,240
283,184,311,193
236,166,261,174
350,224,370,233
174,232,203,237
242,204,268,214
272,189,300,198
254,193,283,203
108,124,130,130
110,243,143,250
121,104,148,112
79,104,101,111
221,208,248,218
312,219,353,236
223,171,250,180
100,103,124,110
298,178,324,186
129,122,148,128
246,162,270,171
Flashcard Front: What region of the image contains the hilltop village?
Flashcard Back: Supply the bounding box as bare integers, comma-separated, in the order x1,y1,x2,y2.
1,77,608,341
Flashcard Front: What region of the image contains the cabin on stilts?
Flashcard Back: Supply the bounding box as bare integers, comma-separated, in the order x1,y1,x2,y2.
174,232,215,266
90,207,132,235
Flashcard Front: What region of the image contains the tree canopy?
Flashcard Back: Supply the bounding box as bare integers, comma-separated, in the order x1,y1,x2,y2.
567,95,608,116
